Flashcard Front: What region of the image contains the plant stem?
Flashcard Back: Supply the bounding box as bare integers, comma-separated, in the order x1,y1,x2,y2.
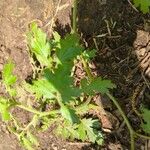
106,92,135,150
22,115,38,131
73,0,77,33
16,104,59,117
81,56,94,82
134,132,150,140
106,93,133,132
73,0,93,81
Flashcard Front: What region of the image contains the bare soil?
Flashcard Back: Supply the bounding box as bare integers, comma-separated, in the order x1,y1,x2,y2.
0,0,150,150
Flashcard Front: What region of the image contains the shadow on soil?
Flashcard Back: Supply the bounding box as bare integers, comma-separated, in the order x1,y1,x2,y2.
54,0,150,149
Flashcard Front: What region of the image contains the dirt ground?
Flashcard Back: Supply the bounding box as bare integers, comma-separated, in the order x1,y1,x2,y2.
0,0,150,150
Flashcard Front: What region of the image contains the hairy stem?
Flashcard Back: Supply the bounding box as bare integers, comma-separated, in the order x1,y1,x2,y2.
106,93,135,150
106,93,133,132
16,104,59,117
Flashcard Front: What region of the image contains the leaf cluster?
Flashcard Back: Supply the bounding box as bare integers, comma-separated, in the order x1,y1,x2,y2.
0,22,116,150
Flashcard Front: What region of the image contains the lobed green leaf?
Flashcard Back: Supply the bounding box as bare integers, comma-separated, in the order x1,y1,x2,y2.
133,0,150,13
81,77,116,95
28,22,51,66
56,120,79,140
44,64,81,103
31,79,56,100
60,105,80,123
77,118,103,145
56,33,83,63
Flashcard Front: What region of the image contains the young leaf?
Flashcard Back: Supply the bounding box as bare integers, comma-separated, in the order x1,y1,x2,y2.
31,79,56,100
77,118,103,145
56,120,79,140
2,61,17,86
56,33,83,63
133,0,150,13
77,121,87,141
81,77,116,95
44,64,81,103
2,61,17,97
60,105,79,123
141,107,150,134
28,22,51,66
0,97,11,121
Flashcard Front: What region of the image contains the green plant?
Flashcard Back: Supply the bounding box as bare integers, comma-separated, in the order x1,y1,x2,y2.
140,107,150,134
0,0,150,149
133,0,150,13
72,1,150,150
0,22,116,149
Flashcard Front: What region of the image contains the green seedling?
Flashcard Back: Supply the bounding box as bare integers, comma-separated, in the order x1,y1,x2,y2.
0,22,116,150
